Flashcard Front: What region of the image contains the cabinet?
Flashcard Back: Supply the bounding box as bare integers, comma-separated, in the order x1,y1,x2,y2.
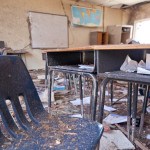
107,25,133,44
90,31,109,45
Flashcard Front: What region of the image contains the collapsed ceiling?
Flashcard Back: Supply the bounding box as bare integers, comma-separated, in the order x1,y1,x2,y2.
75,0,150,8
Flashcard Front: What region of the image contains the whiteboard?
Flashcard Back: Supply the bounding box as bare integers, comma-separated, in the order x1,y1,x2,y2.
29,12,68,48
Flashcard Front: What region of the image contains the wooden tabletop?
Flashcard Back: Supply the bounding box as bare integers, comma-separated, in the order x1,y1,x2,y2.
42,44,150,53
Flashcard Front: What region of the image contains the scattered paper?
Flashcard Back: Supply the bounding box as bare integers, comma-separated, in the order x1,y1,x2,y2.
37,75,45,80
138,60,146,68
56,78,65,83
146,106,150,114
104,114,127,124
146,54,150,70
104,105,116,112
78,65,94,70
70,97,90,105
100,130,135,150
120,55,138,72
146,134,150,140
137,60,150,74
109,98,127,102
70,114,83,118
39,89,55,102
137,67,150,75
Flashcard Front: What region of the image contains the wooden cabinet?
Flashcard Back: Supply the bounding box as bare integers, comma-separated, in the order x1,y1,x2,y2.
90,31,108,45
107,25,133,44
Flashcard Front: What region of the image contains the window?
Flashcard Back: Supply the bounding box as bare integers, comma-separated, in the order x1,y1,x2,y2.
133,18,150,44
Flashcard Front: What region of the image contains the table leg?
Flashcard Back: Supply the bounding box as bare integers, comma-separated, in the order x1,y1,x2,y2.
87,74,98,121
79,75,84,118
98,77,110,123
132,83,138,141
48,69,53,113
139,85,149,135
127,82,132,139
110,80,114,105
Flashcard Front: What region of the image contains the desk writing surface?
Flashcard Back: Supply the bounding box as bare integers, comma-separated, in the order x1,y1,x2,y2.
43,44,150,53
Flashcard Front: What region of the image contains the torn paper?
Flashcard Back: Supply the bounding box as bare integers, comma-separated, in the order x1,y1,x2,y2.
100,130,135,150
120,55,138,72
104,105,116,112
70,114,83,118
146,53,150,70
109,98,127,102
70,97,90,105
137,60,150,74
78,65,94,70
104,114,127,124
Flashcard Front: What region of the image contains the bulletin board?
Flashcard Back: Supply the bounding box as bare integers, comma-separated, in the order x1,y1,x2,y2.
29,12,68,49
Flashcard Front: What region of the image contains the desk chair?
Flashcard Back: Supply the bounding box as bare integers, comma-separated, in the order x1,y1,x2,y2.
0,56,103,149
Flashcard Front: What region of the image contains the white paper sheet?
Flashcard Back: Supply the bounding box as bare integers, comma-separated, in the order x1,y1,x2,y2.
70,97,90,105
104,114,127,124
101,130,135,150
70,114,83,118
146,54,150,70
78,65,94,70
120,55,138,72
104,105,116,112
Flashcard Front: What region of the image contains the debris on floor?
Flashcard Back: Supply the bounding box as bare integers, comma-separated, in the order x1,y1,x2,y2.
100,130,135,150
70,96,90,105
70,114,83,118
103,114,127,124
146,134,150,140
29,69,150,150
104,105,116,112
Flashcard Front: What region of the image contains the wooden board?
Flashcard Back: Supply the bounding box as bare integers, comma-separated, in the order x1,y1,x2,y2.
42,44,150,53
29,12,68,49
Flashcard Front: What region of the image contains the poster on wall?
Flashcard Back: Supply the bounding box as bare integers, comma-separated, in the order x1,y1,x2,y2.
71,5,103,27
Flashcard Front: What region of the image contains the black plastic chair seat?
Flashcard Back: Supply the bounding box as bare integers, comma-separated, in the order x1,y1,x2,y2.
0,56,103,149
51,65,95,73
5,114,102,150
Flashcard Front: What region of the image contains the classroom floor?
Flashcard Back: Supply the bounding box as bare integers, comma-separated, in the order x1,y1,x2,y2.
30,69,150,150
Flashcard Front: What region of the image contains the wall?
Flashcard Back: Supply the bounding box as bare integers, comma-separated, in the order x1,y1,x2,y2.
0,0,124,70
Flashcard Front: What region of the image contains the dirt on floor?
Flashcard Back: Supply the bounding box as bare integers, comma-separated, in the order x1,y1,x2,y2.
30,69,150,150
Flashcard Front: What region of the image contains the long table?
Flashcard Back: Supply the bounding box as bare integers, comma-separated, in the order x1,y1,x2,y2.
43,44,150,122
43,44,150,74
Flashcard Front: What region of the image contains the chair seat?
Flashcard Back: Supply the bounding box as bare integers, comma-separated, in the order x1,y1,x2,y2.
4,115,102,150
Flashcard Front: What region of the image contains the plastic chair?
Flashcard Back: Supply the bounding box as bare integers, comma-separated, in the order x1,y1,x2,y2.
0,56,103,149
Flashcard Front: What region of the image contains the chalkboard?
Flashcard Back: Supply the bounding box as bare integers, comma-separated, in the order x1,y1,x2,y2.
29,12,68,49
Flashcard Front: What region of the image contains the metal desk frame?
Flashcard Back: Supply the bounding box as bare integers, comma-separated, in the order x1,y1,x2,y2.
98,71,150,141
43,44,150,121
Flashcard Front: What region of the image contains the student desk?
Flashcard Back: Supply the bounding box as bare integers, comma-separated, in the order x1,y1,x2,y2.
98,71,150,142
43,44,150,121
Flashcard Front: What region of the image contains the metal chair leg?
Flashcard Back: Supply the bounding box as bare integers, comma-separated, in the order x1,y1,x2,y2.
110,80,114,105
139,85,149,135
131,83,138,142
72,74,78,95
127,82,132,139
98,78,110,123
48,69,53,113
79,75,84,118
88,74,98,121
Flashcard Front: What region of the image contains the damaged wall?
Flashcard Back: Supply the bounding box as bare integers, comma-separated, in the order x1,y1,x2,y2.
123,3,150,25
0,0,123,70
